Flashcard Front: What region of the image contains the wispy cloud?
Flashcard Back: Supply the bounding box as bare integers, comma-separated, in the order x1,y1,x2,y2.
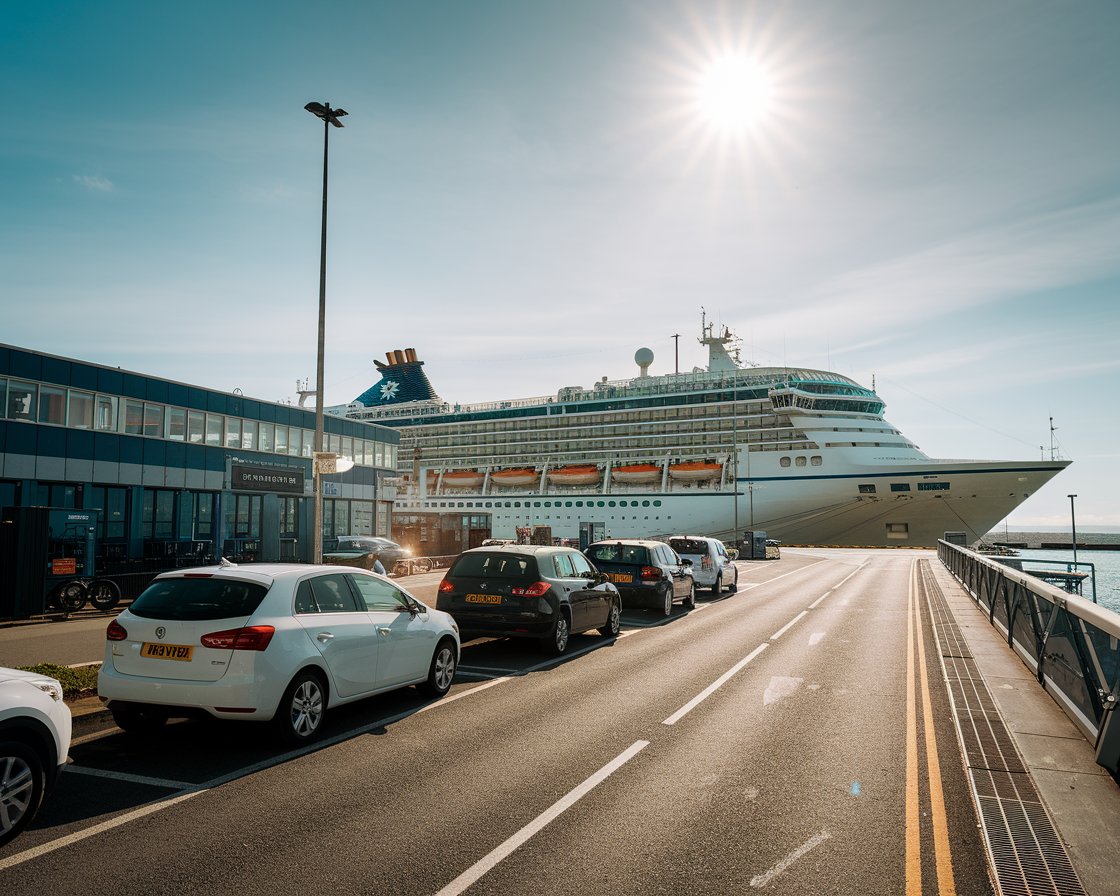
73,174,114,192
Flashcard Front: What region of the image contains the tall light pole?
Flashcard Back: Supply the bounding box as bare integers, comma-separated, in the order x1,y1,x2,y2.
305,101,347,564
1068,494,1078,567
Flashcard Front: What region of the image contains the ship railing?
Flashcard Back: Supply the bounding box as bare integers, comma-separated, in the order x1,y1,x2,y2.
937,539,1120,775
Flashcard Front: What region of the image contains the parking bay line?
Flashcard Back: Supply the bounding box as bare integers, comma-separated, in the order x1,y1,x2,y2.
63,765,194,790
434,740,650,896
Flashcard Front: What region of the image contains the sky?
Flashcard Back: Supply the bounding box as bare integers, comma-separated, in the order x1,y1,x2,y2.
3,1,1118,529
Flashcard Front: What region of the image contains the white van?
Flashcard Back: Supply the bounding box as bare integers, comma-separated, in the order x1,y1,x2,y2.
667,535,739,595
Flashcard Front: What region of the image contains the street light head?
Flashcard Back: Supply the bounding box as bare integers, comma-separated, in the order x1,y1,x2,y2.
305,102,348,127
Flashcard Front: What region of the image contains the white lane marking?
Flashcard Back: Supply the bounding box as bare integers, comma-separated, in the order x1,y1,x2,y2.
808,632,825,646
0,677,512,870
749,830,833,888
763,676,804,706
770,611,807,641
434,740,650,896
808,562,866,609
457,665,521,674
63,765,192,789
662,644,769,726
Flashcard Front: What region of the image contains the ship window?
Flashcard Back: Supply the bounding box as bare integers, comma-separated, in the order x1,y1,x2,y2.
504,502,512,507
891,483,911,492
597,501,605,507
917,482,950,491
485,503,492,508
886,523,909,539
514,502,521,508
780,457,791,467
576,501,584,507
653,500,661,507
811,456,822,465
608,501,616,507
795,457,807,467
533,502,541,507
858,484,877,494
565,501,573,508
642,501,650,507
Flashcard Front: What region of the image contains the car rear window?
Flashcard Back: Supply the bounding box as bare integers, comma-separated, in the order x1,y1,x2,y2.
450,552,537,579
129,577,269,621
668,538,709,555
586,544,650,565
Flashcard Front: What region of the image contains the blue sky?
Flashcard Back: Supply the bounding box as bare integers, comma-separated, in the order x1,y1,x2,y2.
3,1,1118,529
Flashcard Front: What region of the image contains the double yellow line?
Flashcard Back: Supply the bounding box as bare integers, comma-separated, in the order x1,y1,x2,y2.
906,561,957,895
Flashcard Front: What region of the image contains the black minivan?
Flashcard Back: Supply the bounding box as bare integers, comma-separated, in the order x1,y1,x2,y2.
437,545,621,655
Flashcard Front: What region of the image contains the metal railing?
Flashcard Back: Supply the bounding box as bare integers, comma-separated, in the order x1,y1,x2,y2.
938,540,1120,773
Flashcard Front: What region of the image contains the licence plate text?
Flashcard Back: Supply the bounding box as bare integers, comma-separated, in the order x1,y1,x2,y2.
140,642,194,661
607,573,633,584
465,594,503,604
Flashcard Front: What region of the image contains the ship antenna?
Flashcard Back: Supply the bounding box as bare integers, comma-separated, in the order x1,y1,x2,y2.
671,333,680,375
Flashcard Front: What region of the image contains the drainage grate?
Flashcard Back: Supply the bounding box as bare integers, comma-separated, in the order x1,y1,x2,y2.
919,561,1087,896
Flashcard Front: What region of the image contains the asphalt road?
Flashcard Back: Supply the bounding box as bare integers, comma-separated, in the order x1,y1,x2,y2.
0,549,994,894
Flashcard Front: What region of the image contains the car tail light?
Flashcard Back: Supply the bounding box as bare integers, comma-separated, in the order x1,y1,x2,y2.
201,625,276,651
511,582,552,597
438,579,454,593
106,619,128,641
640,566,663,581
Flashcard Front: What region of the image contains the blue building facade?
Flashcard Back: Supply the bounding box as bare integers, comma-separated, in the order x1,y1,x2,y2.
0,344,398,567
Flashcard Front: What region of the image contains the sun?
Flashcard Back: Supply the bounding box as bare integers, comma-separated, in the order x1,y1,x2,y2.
695,55,774,132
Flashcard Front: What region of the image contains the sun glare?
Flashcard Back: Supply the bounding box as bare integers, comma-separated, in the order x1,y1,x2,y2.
696,55,774,132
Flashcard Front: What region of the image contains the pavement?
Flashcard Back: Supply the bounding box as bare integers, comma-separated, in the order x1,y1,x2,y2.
48,561,1120,895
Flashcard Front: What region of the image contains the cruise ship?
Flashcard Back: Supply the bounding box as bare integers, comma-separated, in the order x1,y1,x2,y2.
329,319,1069,547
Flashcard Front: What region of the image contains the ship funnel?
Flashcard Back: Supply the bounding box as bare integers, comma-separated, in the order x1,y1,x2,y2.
386,350,399,365
405,348,418,362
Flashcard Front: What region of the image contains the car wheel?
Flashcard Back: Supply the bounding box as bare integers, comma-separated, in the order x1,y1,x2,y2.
599,599,621,637
422,638,457,697
0,741,45,848
543,612,571,655
662,586,673,616
726,570,738,593
110,703,168,736
684,580,697,609
275,671,327,744
710,574,722,596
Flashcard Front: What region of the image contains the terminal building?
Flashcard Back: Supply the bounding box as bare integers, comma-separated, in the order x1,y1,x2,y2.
0,343,399,577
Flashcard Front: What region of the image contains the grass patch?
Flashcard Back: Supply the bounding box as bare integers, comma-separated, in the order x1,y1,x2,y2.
16,662,100,700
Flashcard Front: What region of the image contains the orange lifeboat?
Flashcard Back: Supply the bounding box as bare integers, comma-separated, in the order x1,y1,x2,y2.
440,469,485,489
611,463,661,484
668,461,722,482
547,465,601,487
490,468,539,488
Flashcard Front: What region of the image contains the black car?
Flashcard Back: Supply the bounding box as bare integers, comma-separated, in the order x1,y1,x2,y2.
584,539,695,615
436,545,621,655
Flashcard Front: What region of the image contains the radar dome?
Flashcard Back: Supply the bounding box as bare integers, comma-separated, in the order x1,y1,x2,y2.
635,347,654,377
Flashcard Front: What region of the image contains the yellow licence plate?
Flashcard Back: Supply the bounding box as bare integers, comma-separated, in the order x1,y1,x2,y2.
140,642,194,661
465,594,503,604
608,573,633,583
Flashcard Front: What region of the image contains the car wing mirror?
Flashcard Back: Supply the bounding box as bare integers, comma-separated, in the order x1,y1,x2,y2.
681,558,694,567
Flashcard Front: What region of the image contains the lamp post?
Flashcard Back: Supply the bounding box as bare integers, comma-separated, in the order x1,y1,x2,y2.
1068,494,1078,568
305,101,347,564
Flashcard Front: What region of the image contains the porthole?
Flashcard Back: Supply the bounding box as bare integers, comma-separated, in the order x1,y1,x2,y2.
780,457,791,467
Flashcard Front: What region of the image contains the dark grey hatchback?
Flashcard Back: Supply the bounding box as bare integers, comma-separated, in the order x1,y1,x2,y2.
436,545,621,655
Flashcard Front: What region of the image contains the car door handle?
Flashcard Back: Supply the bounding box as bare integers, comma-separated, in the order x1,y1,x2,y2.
316,632,334,643
378,627,392,637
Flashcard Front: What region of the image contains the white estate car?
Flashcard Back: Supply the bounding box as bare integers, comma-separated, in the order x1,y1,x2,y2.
98,563,460,743
1,666,73,847
666,536,739,595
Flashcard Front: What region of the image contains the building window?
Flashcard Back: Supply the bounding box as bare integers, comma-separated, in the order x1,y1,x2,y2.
123,400,144,435
167,407,187,441
352,501,373,535
232,494,262,537
68,390,94,429
194,492,215,540
206,414,223,446
242,420,257,451
88,486,127,540
279,496,299,538
38,385,66,425
142,489,176,539
95,394,118,431
259,422,274,453
275,424,288,455
289,427,303,457
143,403,164,438
187,410,205,443
225,416,242,449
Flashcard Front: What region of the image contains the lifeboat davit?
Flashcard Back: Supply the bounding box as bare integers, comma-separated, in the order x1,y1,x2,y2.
668,461,722,482
547,465,601,487
440,470,484,489
491,468,539,488
612,463,661,484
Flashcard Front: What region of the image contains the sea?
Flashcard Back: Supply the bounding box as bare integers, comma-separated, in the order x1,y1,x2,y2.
982,529,1120,615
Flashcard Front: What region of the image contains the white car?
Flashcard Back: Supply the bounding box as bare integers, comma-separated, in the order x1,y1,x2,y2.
98,563,460,743
667,536,739,595
1,666,73,848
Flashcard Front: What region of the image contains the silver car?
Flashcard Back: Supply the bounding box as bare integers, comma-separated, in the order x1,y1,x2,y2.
667,536,739,595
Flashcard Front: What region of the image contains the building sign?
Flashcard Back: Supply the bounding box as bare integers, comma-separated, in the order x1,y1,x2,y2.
51,558,77,576
231,463,305,495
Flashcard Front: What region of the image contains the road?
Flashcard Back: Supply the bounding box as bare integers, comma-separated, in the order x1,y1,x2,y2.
0,549,994,894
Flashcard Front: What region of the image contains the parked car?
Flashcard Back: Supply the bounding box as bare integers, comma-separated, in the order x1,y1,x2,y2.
0,666,72,848
327,535,411,564
584,539,695,615
668,535,739,595
436,545,621,655
98,563,459,744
